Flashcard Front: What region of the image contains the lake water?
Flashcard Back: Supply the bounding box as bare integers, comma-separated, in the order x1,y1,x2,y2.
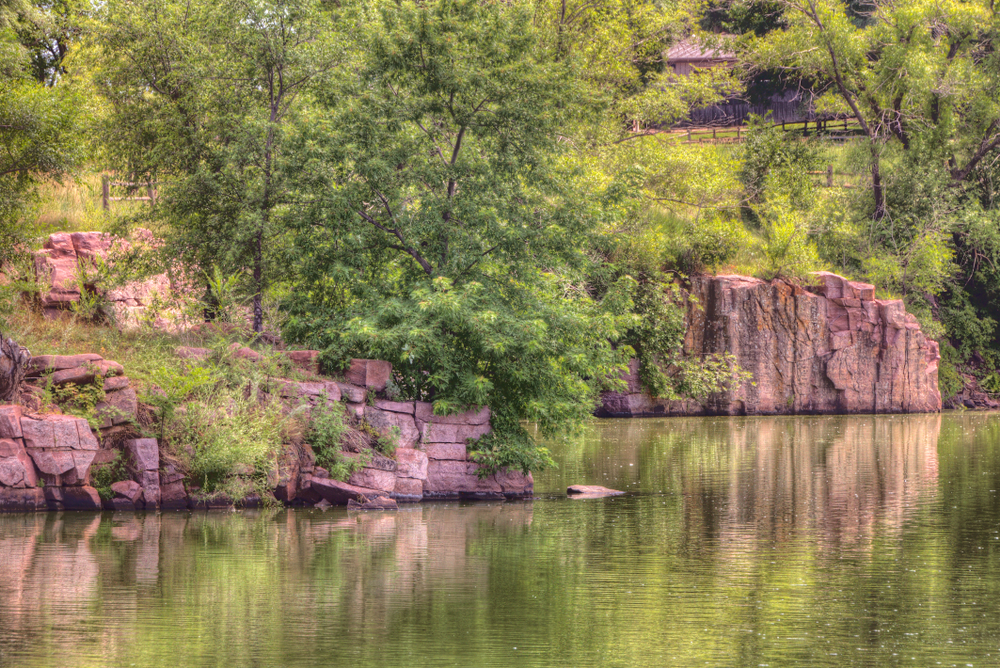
1,414,999,667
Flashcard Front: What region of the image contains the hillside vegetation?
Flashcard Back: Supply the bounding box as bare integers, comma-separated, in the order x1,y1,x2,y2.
3,0,1000,469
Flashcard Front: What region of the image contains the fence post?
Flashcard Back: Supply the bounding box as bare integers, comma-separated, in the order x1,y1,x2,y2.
713,128,716,140
737,126,741,141
102,175,110,211
827,164,834,188
687,129,691,143
147,183,157,205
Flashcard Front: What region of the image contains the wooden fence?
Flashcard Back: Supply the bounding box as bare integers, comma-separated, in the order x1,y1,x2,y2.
101,176,158,211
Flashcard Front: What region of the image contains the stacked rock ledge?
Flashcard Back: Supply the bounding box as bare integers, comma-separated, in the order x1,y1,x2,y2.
598,272,942,417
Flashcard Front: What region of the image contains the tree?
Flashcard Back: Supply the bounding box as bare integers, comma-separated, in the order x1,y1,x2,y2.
285,0,640,473
0,0,81,268
747,0,1000,222
97,0,336,332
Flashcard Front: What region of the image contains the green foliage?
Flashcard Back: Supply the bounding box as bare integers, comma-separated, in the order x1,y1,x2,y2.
286,0,639,474
92,450,128,501
980,372,1000,396
738,114,819,215
96,0,337,331
937,357,962,402
168,388,284,503
42,371,107,429
308,400,350,468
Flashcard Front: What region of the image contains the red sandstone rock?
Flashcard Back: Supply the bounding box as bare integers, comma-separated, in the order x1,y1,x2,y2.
347,495,398,510
20,414,98,481
364,406,420,448
348,467,396,492
284,350,320,374
50,360,124,386
392,477,424,500
598,272,941,417
311,477,381,505
395,448,428,479
0,405,22,438
0,456,27,486
414,402,490,425
335,383,366,403
103,375,130,391
126,438,159,471
228,343,262,362
567,485,624,498
345,359,392,391
0,487,45,511
424,443,468,461
95,387,138,428
424,460,533,498
419,421,491,444
61,486,102,511
279,380,341,401
27,354,103,376
111,480,143,503
160,480,188,509
373,399,415,414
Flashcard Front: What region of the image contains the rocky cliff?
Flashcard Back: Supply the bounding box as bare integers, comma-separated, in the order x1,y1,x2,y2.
600,272,941,417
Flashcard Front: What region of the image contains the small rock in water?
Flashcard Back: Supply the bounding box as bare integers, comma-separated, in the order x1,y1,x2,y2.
347,494,398,510
314,499,332,510
567,485,624,499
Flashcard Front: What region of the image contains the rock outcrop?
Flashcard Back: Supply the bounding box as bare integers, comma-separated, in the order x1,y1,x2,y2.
0,353,533,512
599,272,941,417
32,230,175,327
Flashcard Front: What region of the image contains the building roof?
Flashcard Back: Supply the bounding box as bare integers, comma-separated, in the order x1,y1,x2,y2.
666,36,737,63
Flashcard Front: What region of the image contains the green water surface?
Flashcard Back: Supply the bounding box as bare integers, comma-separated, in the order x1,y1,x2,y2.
2,413,999,667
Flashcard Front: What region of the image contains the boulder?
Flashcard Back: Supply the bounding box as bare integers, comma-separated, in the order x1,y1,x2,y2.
20,414,98,481
159,480,188,510
103,375,131,392
348,467,396,493
0,457,26,487
347,495,398,510
284,350,320,374
279,380,340,402
27,353,103,376
392,477,424,501
50,360,124,386
61,486,102,511
567,485,625,499
0,405,22,438
373,399,415,415
424,460,533,499
229,344,262,362
336,383,366,403
95,387,138,427
345,359,392,391
364,406,420,448
126,438,159,472
111,480,143,503
395,448,428,480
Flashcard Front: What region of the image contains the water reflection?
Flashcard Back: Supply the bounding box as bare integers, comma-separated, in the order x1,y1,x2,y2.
2,414,1000,668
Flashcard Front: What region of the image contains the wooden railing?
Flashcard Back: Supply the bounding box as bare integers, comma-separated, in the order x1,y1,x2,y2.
101,176,158,211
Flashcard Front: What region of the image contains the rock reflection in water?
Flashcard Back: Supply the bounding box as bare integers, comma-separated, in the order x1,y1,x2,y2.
0,503,534,667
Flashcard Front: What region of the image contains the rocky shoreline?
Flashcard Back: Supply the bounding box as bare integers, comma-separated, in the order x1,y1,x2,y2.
599,272,942,417
0,354,532,513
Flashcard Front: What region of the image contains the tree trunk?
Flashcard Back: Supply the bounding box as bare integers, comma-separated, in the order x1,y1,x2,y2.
0,335,30,404
870,147,886,220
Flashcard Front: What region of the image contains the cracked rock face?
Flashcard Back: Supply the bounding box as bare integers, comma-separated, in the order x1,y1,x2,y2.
599,272,941,417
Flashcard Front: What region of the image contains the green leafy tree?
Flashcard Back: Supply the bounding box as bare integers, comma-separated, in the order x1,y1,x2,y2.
96,0,336,332
286,0,640,473
0,0,81,268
